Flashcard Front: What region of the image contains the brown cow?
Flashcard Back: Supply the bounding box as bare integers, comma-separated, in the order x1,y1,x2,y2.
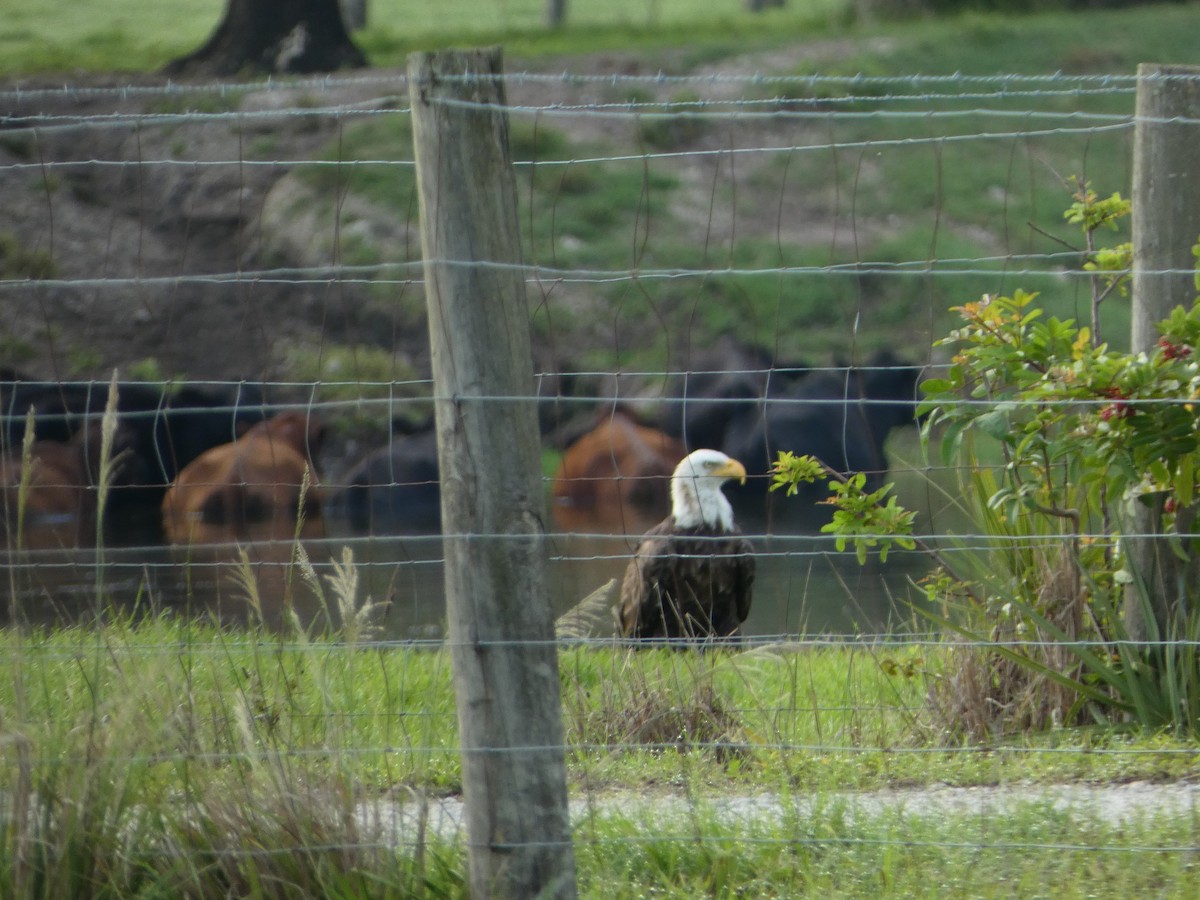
0,437,95,550
161,411,325,546
551,407,687,534
0,416,141,550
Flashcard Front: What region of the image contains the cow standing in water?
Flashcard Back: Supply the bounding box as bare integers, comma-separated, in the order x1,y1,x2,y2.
1,374,266,545
721,351,926,530
331,426,443,535
551,407,687,535
0,437,95,550
0,417,142,551
162,411,325,546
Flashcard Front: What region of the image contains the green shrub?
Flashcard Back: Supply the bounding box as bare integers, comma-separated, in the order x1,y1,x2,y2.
913,183,1200,736
777,179,1200,738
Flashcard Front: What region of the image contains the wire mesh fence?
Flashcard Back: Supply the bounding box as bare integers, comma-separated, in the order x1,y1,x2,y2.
2,62,1199,891
0,66,1146,628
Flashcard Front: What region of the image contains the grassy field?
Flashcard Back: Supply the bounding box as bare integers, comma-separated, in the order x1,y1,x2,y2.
1,610,1197,897
7,1,1199,77
238,2,1200,376
9,3,1200,374
1,0,846,76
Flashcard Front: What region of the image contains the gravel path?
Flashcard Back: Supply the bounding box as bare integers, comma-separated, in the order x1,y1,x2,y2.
356,781,1200,843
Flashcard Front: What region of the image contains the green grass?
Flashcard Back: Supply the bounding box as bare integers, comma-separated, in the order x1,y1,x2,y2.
1,611,1197,897
0,0,847,76
1,617,1196,793
834,6,1200,76
292,97,1116,368
8,2,1198,79
295,113,677,270
575,802,1200,899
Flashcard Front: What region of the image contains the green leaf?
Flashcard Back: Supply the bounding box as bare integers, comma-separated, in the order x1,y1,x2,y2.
975,407,1015,443
1150,459,1171,486
1176,458,1194,508
938,418,969,468
918,377,954,396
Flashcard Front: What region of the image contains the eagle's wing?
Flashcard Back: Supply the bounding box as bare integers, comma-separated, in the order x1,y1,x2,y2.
731,532,756,625
618,517,674,638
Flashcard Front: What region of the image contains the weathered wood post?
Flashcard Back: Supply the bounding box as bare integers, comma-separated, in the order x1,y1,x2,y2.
1125,64,1200,641
408,48,577,899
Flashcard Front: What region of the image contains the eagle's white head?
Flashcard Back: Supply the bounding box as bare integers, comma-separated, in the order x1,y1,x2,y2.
670,449,747,531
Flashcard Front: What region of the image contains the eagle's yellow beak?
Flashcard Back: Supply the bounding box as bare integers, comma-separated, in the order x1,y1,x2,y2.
719,458,747,486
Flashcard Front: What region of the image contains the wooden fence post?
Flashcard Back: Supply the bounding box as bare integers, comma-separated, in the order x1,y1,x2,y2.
1125,64,1200,641
408,48,577,899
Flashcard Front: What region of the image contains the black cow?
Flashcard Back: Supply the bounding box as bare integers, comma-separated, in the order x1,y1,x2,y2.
1,374,267,544
658,335,809,453
329,427,442,534
720,351,925,530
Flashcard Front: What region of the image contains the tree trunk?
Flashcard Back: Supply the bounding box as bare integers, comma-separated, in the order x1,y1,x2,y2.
164,0,366,78
546,0,568,28
341,0,367,31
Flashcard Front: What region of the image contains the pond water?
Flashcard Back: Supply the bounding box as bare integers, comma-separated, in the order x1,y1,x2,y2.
1,443,951,638
0,526,935,639
362,529,934,639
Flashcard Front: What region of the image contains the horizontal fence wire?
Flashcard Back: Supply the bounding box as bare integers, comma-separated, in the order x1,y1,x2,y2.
5,633,1200,654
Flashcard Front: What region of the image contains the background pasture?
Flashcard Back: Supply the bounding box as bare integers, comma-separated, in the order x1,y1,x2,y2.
0,2,1180,640
3,0,845,75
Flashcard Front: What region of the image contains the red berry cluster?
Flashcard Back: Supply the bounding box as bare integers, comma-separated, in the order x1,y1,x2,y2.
1099,386,1134,421
1158,337,1193,360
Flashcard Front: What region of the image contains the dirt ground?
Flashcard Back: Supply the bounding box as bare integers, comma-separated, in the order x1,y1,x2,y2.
0,41,883,390
2,69,410,382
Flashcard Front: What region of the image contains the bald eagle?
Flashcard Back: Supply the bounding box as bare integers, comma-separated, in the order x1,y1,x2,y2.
619,449,755,644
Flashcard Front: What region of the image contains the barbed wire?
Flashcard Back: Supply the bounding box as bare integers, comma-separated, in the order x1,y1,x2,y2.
0,101,1142,137
0,69,1155,104
0,123,1137,172
16,383,1200,414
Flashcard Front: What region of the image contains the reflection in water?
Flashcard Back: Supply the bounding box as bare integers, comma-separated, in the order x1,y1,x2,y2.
544,531,932,638
1,529,933,638
1,540,339,631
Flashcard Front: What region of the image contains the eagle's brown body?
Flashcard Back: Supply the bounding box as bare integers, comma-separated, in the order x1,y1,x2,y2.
619,518,755,641
618,449,755,643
